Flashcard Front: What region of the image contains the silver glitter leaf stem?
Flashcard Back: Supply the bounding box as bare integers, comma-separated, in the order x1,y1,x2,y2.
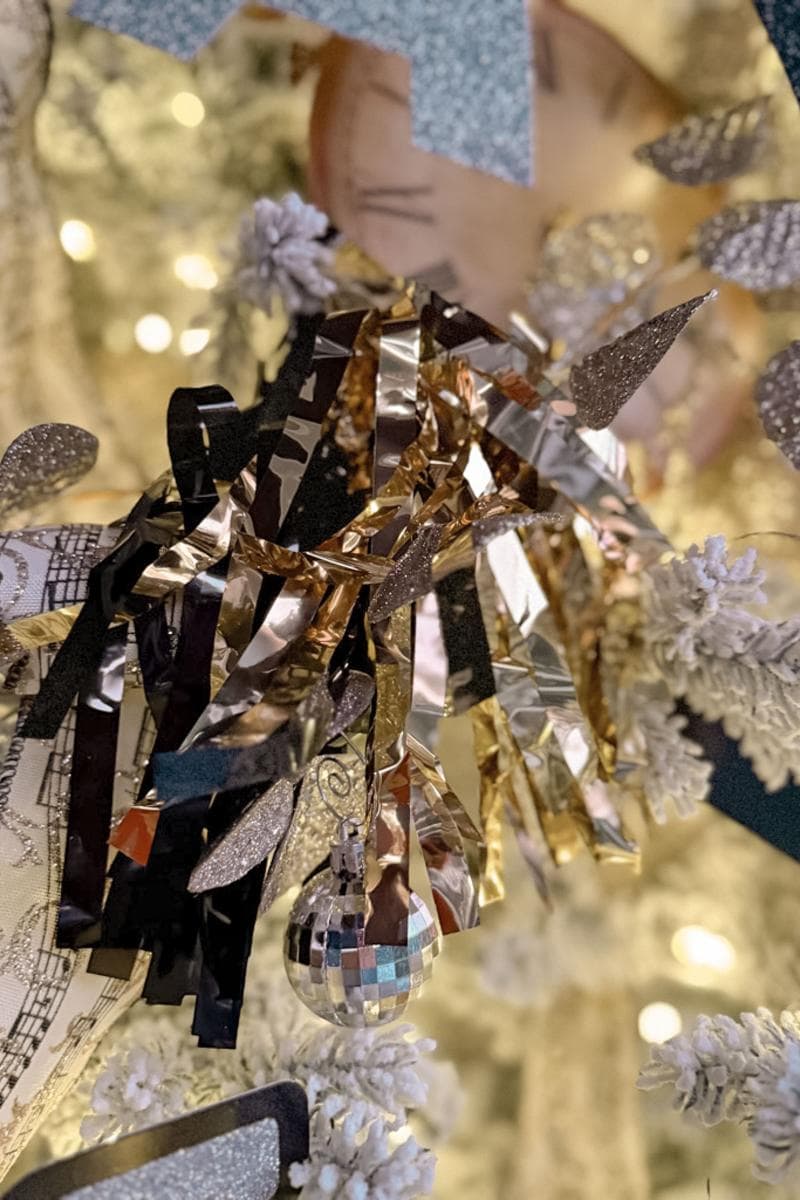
756,340,800,468
69,0,534,184
696,200,800,291
569,291,715,430
634,96,770,186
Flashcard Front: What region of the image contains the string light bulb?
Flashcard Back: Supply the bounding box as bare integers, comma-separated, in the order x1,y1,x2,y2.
135,314,173,354
171,91,205,127
179,328,211,356
638,1002,682,1044
174,254,218,290
671,925,736,972
59,219,97,262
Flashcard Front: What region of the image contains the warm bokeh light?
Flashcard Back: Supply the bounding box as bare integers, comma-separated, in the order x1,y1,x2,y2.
59,219,97,262
179,327,211,356
170,91,205,127
638,1002,682,1044
671,925,736,972
134,313,173,354
174,253,218,290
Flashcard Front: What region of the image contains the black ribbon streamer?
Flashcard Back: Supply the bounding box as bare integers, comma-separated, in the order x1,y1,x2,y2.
57,623,128,949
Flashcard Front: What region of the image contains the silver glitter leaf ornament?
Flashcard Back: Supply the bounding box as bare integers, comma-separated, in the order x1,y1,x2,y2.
696,200,800,291
634,96,770,185
188,778,295,893
569,291,715,430
69,0,533,184
756,340,800,467
284,827,439,1027
527,213,661,348
0,423,98,519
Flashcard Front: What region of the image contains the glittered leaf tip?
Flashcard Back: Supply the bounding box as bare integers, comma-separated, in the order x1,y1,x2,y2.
696,200,800,291
0,423,98,519
569,291,715,430
69,0,534,184
635,96,770,186
188,779,295,892
756,340,800,468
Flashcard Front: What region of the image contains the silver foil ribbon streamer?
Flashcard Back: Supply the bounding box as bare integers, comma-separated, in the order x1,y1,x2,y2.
408,735,482,934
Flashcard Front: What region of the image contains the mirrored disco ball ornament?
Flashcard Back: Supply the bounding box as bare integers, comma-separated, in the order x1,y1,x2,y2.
284,826,439,1026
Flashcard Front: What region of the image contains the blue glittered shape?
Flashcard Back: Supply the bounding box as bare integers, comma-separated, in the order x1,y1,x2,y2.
69,0,534,184
71,0,236,58
753,1,800,105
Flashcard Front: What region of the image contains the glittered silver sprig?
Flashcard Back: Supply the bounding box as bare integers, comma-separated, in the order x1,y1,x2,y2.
234,193,336,317
756,340,800,467
527,213,661,349
696,199,800,291
0,424,98,519
634,96,770,186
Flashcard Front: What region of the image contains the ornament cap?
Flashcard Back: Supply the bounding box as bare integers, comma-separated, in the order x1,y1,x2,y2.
330,820,364,882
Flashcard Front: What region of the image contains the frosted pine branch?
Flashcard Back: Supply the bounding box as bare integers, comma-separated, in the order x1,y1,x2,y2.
275,1023,436,1128
644,536,800,789
638,1008,800,1182
290,1108,435,1200
75,956,445,1194
635,694,712,822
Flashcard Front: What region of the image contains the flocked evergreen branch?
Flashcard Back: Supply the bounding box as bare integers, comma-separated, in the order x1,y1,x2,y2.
74,941,445,1199
289,1106,435,1200
635,693,713,823
643,535,800,790
638,1008,800,1182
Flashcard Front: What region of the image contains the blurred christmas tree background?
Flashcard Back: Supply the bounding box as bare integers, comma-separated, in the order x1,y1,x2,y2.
3,2,800,1197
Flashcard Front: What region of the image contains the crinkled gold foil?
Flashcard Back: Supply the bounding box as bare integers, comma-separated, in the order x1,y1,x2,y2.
469,697,506,906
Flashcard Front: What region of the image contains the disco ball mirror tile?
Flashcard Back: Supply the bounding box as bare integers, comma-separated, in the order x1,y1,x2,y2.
285,870,440,1027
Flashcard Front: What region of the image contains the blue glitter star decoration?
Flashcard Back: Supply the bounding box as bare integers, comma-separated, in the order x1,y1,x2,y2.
752,0,800,105
68,0,534,185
